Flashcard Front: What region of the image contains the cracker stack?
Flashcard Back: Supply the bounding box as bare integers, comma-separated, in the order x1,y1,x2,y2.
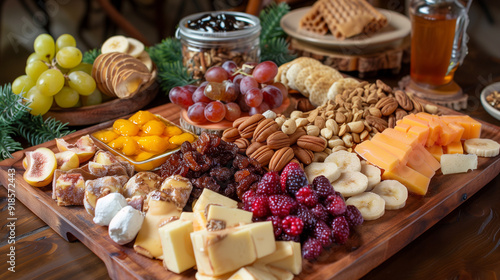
276,57,363,106
299,0,387,39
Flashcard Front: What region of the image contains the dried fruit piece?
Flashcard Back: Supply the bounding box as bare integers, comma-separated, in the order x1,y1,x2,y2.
23,147,57,187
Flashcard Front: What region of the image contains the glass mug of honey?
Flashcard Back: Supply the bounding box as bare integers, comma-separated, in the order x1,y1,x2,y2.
408,0,469,98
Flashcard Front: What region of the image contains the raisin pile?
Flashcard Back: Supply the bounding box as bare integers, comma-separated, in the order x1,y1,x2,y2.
158,132,265,206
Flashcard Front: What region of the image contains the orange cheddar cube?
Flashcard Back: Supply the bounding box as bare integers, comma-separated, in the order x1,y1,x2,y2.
464,116,481,139
413,144,441,171
382,165,431,196
406,149,435,178
426,145,443,161
354,140,399,171
446,122,465,143
444,141,463,154
395,122,411,133
407,125,430,146
382,128,419,148
401,114,429,128
414,113,442,146
371,133,412,165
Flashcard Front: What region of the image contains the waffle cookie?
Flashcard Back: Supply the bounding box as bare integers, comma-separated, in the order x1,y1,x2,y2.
300,0,387,39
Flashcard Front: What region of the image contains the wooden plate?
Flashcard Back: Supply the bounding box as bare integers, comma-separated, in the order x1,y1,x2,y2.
1,103,499,280
45,76,159,126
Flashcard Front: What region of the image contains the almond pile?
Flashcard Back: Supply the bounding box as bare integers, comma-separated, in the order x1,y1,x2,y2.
222,114,327,171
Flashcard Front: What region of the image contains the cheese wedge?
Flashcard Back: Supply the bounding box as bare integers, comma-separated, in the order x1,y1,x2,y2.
355,140,399,171
159,219,195,273
382,165,431,195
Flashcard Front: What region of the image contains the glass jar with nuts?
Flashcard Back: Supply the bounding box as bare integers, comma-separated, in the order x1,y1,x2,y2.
176,11,261,80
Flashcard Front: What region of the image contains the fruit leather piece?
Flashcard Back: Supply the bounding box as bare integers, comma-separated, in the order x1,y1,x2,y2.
382,165,431,196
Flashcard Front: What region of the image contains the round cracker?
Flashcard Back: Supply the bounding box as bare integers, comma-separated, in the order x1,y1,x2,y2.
327,78,361,101
286,57,322,90
309,76,337,107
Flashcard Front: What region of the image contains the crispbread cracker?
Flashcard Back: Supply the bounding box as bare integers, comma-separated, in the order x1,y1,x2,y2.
278,62,294,86
309,75,339,106
286,57,321,90
327,78,361,101
295,66,315,97
275,61,292,83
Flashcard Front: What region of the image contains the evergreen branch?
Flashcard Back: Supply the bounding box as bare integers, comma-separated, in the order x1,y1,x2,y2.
83,48,101,64
156,61,197,93
0,84,30,125
0,125,23,160
259,3,290,43
260,37,296,65
147,38,183,65
16,115,75,146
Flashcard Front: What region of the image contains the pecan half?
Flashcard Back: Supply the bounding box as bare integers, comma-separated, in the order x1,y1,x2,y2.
394,90,413,111
365,115,388,132
249,145,274,166
221,127,240,142
376,96,398,116
267,131,290,150
234,138,250,154
296,135,327,152
268,147,294,172
292,145,314,165
238,114,265,138
253,118,279,142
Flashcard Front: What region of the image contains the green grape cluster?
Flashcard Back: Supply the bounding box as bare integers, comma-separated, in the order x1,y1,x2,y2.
12,34,102,115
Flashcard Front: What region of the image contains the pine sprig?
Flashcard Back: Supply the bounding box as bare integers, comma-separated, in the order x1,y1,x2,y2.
16,115,75,147
0,84,30,124
83,48,101,64
156,61,197,93
259,2,290,42
260,37,297,66
147,38,183,65
259,3,295,66
0,125,23,159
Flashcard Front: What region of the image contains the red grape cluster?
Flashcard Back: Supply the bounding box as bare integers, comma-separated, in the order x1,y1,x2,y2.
169,60,288,123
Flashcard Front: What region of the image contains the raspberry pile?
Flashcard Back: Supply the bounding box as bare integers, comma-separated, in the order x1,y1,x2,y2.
242,162,364,260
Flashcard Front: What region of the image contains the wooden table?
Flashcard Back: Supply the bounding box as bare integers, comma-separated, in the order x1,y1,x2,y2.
1,39,500,279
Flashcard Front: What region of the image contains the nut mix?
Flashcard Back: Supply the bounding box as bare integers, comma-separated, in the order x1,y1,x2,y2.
485,90,500,110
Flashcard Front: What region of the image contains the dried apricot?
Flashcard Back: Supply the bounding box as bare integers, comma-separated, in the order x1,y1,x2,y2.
135,151,155,162
141,120,166,136
137,135,169,154
169,132,196,146
108,136,127,149
128,110,157,126
113,119,140,136
164,125,183,137
93,129,119,143
121,137,140,156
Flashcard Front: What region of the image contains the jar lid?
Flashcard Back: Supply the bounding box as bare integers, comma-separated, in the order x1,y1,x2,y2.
176,11,261,41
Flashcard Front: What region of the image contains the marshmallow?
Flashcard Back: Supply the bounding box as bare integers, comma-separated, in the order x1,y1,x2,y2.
93,193,128,226
109,206,144,245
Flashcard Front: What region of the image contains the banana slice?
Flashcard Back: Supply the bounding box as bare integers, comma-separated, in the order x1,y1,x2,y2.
346,192,385,220
372,180,408,210
304,162,341,183
101,35,129,54
361,163,381,191
464,138,500,157
331,171,368,197
137,51,153,72
126,37,145,58
324,150,361,173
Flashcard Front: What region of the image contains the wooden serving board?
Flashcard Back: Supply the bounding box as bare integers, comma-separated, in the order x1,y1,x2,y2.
1,103,499,280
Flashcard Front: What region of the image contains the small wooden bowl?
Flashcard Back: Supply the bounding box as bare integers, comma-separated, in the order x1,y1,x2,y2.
45,78,160,126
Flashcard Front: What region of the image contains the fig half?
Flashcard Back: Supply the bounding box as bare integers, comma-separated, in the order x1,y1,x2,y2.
23,147,57,187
